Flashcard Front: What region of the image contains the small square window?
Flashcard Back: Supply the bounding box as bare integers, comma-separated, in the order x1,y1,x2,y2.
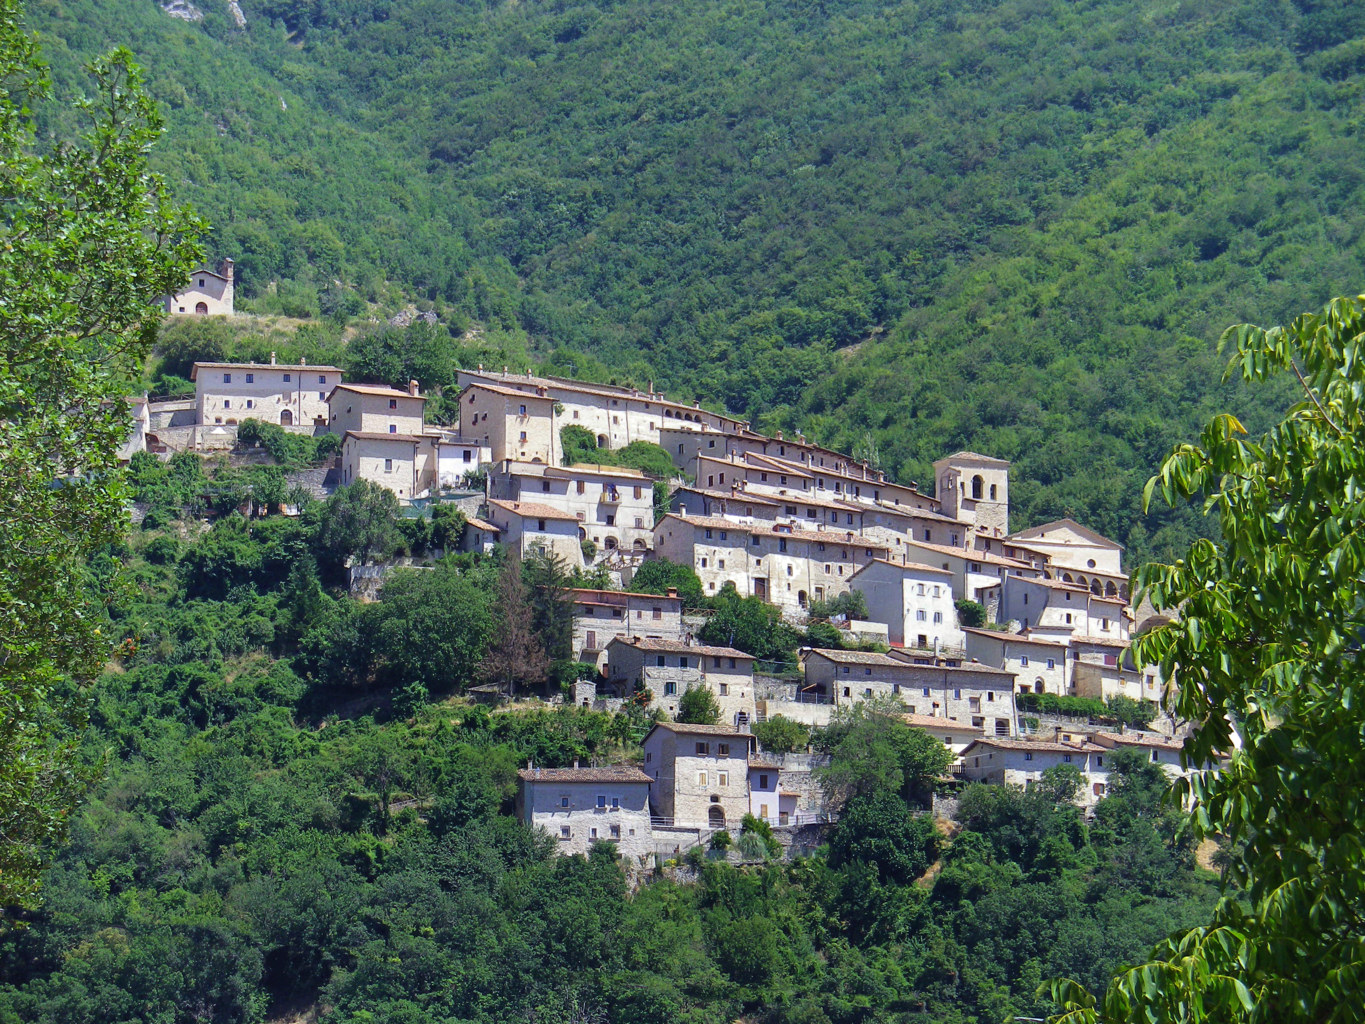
283,373,291,382
560,796,569,807
718,743,729,756
245,373,254,383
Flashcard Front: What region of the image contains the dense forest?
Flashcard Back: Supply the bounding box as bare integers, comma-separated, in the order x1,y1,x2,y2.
0,473,1224,1023
24,0,1365,561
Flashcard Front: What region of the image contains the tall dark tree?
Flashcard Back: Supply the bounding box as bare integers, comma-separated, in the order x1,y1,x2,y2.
477,556,548,695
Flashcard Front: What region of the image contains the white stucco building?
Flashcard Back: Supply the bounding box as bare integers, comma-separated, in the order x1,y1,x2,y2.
165,258,235,316
848,557,962,651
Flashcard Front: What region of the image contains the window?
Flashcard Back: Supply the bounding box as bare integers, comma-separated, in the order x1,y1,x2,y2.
1063,754,1073,763
223,399,231,409
1152,749,1160,762
283,373,291,382
664,681,676,695
719,682,729,696
1020,655,1030,667
463,450,473,463
560,796,569,807
922,687,930,696
933,611,943,624
1096,756,1104,767
634,486,642,499
319,391,326,400
384,459,393,472
697,771,708,786
705,529,713,539
590,828,598,839
916,610,926,621
718,771,728,787
520,431,528,441
223,373,231,383
1024,752,1033,761
389,398,397,409
717,742,730,756
389,424,397,434
696,742,709,755
1065,613,1073,624
759,773,769,789
679,657,689,669
244,373,254,383
727,658,737,668
245,399,253,409
917,583,925,596
700,557,708,568
560,826,571,840
656,656,667,668
542,480,551,493
318,375,326,384
1047,658,1055,669
1102,618,1110,630
597,795,607,808
953,688,961,699
537,519,546,531
611,797,620,809
519,404,527,415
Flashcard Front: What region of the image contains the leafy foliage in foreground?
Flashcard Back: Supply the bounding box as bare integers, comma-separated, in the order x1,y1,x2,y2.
1047,296,1365,1021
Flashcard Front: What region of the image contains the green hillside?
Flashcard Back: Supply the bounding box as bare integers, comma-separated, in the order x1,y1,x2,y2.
25,0,1365,557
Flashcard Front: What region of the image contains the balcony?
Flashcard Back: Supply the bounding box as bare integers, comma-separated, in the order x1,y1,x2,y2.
600,488,622,504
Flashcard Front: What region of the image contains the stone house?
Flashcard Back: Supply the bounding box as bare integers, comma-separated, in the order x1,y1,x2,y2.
641,722,756,830
328,382,427,436
456,368,748,449
800,649,1018,736
1007,518,1127,598
460,515,501,555
456,381,557,464
933,451,1011,537
484,498,583,567
571,588,685,673
165,258,234,316
435,436,488,489
489,460,656,556
961,626,1072,696
747,759,799,825
603,636,756,726
848,557,962,651
997,574,1100,635
339,431,439,499
515,765,654,860
901,537,1037,606
668,483,783,524
191,357,342,428
959,736,1112,805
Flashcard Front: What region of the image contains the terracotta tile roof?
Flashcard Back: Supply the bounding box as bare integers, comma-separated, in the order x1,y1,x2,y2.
330,383,424,400
850,557,954,577
464,517,501,533
961,736,1107,755
902,713,984,731
674,485,783,505
648,721,754,738
191,361,342,378
606,636,753,659
570,588,682,602
462,370,720,417
486,498,581,522
1089,732,1183,752
1070,635,1131,648
461,380,555,401
961,626,1068,647
802,649,904,666
904,538,1035,568
343,430,431,443
517,765,653,784
1018,576,1093,593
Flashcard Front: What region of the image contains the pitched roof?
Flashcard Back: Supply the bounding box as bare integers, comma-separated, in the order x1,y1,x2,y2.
933,450,1011,467
330,383,425,400
673,485,783,506
1070,635,1130,648
606,636,753,659
1009,518,1125,551
190,361,343,379
904,538,1035,568
802,648,904,667
849,557,954,579
460,380,555,401
464,517,501,533
961,736,1107,755
1017,575,1093,594
517,765,653,784
343,430,431,443
570,588,682,602
486,498,581,522
902,713,984,732
960,626,1068,647
646,721,754,739
1089,732,1184,752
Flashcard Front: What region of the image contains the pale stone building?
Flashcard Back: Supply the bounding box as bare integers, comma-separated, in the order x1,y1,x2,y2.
848,558,962,651
959,736,1112,806
571,588,685,673
901,713,986,757
435,436,488,489
603,637,755,726
933,451,1011,537
961,627,1072,695
165,258,234,316
488,460,657,556
328,382,427,436
1088,731,1191,778
339,431,439,499
800,649,1018,736
460,515,501,555
456,368,748,449
191,358,342,428
457,381,557,464
900,537,1037,606
484,499,583,567
641,722,756,831
515,765,654,859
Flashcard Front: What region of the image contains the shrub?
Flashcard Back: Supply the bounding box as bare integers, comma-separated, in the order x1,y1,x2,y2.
808,590,868,620
1106,693,1159,727
1015,691,1108,718
677,684,721,725
955,599,987,628
752,715,810,755
709,829,732,852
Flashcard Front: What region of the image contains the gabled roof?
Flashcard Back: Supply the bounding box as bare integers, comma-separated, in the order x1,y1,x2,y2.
933,451,1011,467
606,636,753,659
902,713,985,732
802,648,904,667
673,484,783,506
849,557,954,579
343,430,430,443
644,721,754,740
904,538,1035,568
517,765,653,784
1010,518,1125,551
486,498,581,522
1089,732,1183,753
961,737,1106,755
570,587,682,603
190,361,343,379
329,383,424,401
961,626,1069,648
459,380,555,401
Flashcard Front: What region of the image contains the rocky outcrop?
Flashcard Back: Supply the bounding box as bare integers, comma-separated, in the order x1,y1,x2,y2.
160,0,203,21
227,0,246,27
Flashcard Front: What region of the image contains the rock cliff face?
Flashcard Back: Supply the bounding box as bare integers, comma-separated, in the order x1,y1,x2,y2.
226,0,245,28
159,0,202,22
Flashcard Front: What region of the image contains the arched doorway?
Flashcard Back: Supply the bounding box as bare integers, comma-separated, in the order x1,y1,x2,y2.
708,806,725,829
280,408,293,426
798,589,808,609
633,539,647,552
194,301,208,315
604,537,618,550
596,434,607,447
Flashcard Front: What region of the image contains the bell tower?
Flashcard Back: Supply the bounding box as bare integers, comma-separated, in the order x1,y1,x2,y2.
932,452,1010,536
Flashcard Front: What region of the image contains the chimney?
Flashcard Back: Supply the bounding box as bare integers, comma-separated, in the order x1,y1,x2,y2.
679,503,686,516
776,431,783,440
666,587,678,598
503,365,508,375
527,758,533,769
649,380,654,395
408,379,419,397
220,257,234,281
300,356,307,366
573,759,579,769
269,351,276,365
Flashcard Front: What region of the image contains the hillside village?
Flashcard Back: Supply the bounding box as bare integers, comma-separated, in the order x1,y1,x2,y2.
128,345,1200,860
